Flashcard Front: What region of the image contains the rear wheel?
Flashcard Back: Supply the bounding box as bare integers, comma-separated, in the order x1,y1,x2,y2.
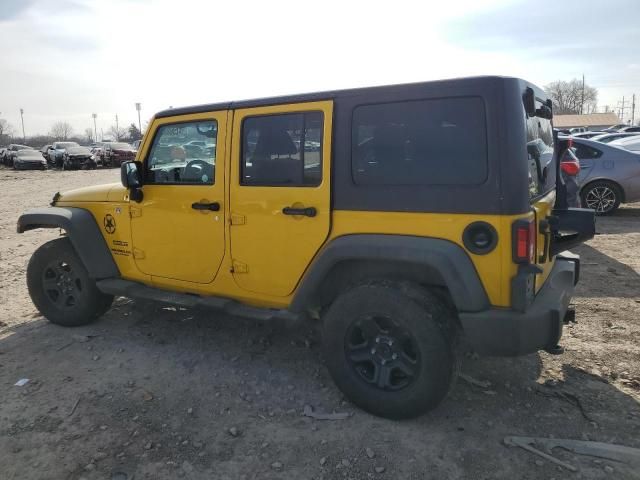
322,282,458,419
581,181,621,215
27,238,113,326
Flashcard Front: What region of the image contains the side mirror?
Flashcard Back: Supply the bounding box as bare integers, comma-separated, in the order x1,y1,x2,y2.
121,161,144,202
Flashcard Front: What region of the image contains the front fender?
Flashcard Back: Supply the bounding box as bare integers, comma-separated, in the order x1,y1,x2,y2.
17,207,119,279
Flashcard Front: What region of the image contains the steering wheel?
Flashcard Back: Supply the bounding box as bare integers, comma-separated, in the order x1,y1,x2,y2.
183,159,211,181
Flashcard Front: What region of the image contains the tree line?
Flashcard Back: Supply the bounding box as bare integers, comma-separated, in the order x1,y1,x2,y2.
545,78,598,115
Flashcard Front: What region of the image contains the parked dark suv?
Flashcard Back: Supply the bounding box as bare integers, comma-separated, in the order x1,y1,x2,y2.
102,142,136,167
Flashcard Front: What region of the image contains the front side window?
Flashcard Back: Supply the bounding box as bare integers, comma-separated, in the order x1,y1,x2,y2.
352,97,488,186
241,112,323,186
145,120,217,185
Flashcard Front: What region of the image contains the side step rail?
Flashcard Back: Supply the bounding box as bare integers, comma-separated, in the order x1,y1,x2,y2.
96,278,300,322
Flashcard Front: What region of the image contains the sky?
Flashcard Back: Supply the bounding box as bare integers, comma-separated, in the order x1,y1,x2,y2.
1,0,639,138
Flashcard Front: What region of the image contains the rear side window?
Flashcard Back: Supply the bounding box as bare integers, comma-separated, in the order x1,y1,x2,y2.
572,143,602,160
351,97,487,185
241,112,323,187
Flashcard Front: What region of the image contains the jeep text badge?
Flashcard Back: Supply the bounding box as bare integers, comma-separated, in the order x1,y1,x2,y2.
104,214,116,234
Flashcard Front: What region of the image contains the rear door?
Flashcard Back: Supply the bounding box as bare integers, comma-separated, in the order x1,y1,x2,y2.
229,101,333,297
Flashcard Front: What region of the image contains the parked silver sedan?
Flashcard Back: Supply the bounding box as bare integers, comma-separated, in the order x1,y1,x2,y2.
568,137,640,215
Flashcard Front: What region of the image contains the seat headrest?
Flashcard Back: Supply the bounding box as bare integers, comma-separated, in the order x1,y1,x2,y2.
254,126,298,156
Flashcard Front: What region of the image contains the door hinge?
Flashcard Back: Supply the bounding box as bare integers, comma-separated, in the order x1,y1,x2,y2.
130,207,142,218
230,213,246,225
132,248,145,259
231,260,248,273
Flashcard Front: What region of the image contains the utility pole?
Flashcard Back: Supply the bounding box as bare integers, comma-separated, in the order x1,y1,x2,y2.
115,114,119,140
20,108,25,141
617,96,630,122
632,94,636,125
92,113,97,142
581,74,585,115
135,103,142,137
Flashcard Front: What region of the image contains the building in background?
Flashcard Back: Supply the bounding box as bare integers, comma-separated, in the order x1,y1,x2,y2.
554,113,622,131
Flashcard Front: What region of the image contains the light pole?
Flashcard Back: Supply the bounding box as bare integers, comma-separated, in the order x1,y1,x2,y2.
20,108,25,141
115,114,119,140
92,113,97,142
135,103,142,138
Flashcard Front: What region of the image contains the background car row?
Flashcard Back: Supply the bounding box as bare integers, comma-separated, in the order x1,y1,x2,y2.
0,141,138,170
557,124,640,215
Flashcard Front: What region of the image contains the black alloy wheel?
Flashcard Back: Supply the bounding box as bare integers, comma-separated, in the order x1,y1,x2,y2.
345,315,420,391
27,237,113,326
41,260,83,309
322,282,457,419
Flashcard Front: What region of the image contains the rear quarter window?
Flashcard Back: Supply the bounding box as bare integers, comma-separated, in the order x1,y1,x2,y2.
351,97,488,186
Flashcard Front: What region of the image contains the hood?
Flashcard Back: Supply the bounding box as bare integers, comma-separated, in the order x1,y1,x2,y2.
55,183,128,203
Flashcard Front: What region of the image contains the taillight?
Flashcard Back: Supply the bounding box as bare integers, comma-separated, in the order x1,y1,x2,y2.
561,160,580,176
513,219,536,263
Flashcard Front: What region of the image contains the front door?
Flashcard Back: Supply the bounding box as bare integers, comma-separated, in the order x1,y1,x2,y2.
229,101,333,297
130,112,227,284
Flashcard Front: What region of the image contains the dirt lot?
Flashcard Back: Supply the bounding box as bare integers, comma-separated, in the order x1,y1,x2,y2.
1,167,639,480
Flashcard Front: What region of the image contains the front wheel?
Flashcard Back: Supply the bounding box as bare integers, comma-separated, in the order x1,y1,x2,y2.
581,181,621,215
27,238,113,326
322,282,458,419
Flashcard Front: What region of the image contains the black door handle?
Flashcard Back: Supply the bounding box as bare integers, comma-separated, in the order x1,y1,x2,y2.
282,206,317,217
191,201,220,211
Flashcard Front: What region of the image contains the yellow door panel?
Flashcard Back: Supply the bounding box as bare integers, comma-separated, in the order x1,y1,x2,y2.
130,111,227,284
229,101,333,297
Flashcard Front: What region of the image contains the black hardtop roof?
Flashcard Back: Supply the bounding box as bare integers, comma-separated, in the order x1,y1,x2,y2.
155,75,542,119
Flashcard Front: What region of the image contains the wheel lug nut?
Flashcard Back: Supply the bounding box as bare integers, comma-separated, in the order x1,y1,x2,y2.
375,338,380,343
392,353,398,360
370,349,376,355
381,359,386,365
388,340,394,346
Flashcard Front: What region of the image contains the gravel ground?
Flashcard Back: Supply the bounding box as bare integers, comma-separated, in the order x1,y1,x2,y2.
1,167,639,480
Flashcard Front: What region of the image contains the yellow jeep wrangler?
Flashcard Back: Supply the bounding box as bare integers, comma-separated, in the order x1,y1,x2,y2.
18,77,595,419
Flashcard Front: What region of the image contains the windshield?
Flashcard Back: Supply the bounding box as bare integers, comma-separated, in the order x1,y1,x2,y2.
111,143,133,150
67,147,91,154
56,142,79,149
17,150,40,157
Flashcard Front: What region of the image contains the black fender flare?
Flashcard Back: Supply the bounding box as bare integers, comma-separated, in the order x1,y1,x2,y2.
17,207,119,279
290,234,490,313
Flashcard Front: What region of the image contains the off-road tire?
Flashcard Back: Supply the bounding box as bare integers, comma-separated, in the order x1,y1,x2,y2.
27,237,113,326
581,180,621,215
322,282,458,419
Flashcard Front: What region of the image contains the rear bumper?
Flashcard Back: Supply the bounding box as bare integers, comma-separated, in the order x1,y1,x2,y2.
459,256,578,356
